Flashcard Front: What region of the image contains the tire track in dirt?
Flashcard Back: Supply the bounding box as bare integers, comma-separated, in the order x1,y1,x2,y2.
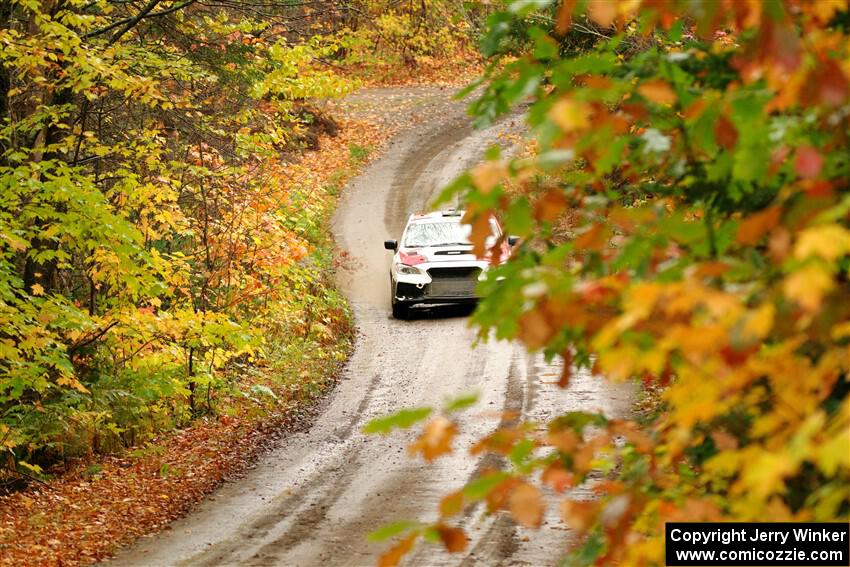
107,86,632,567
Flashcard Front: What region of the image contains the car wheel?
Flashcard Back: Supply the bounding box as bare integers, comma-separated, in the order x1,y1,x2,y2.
392,301,409,319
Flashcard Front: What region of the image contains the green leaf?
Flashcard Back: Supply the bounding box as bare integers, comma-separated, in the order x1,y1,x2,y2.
550,411,608,432
362,407,433,435
505,198,534,237
462,471,512,500
444,392,479,413
367,520,423,542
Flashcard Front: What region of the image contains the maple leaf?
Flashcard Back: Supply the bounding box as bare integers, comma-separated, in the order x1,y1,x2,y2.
794,224,850,261
783,263,834,311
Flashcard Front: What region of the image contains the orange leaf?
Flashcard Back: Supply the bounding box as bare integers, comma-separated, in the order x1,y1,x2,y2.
378,533,418,567
683,99,708,120
541,462,574,493
534,190,567,222
802,58,850,107
509,482,544,528
711,429,739,451
436,525,468,553
638,79,677,106
517,308,555,349
558,350,573,388
471,161,507,194
736,206,781,246
574,222,606,250
408,416,457,461
548,98,591,132
587,0,617,27
555,0,577,35
693,261,731,278
560,499,598,532
464,211,494,258
714,115,738,150
547,429,579,453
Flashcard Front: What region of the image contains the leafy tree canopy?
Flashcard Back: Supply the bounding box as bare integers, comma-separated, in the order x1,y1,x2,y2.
372,0,850,563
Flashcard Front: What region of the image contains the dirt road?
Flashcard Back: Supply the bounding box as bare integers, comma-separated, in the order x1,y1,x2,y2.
109,87,632,567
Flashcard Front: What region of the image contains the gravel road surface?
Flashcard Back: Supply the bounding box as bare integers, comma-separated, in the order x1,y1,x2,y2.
109,87,632,567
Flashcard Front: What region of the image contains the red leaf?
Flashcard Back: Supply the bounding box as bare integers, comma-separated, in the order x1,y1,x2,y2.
714,115,738,150
795,146,823,179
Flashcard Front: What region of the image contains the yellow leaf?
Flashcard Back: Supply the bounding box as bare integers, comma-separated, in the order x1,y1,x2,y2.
57,376,90,394
31,283,44,296
783,263,834,311
794,224,850,261
741,303,775,341
738,452,796,498
548,98,591,133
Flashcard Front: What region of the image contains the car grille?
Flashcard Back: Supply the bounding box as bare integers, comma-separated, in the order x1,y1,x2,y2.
426,267,481,297
427,266,481,278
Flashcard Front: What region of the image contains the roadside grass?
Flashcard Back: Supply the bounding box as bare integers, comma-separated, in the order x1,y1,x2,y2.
0,118,388,567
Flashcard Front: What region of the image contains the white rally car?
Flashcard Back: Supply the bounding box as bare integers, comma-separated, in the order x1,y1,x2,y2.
383,210,517,319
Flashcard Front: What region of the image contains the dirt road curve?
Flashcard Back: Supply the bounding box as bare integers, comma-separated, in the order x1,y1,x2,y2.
109,87,632,567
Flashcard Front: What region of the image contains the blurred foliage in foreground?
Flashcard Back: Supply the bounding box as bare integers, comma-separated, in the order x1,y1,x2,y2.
369,0,850,564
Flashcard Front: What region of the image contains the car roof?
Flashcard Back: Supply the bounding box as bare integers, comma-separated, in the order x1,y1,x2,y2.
407,210,464,224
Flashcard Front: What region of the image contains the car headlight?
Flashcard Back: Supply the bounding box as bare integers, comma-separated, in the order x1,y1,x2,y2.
396,264,423,275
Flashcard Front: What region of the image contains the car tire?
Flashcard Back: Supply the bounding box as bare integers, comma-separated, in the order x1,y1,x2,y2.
392,301,409,320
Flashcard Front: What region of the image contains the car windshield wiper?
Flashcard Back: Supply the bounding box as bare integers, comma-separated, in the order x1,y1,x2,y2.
404,242,470,248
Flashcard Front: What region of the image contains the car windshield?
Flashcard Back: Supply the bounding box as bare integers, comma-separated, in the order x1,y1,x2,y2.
404,221,469,247
403,219,499,248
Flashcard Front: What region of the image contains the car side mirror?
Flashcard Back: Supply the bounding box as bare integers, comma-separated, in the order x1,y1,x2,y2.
384,239,398,251
507,235,520,246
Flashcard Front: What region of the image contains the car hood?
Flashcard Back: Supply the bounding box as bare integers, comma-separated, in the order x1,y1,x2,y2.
397,243,512,265
398,245,479,263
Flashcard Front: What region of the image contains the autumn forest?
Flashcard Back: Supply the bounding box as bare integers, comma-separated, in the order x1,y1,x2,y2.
1,0,849,565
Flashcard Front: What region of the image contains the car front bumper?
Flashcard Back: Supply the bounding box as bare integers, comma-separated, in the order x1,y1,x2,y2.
392,262,487,304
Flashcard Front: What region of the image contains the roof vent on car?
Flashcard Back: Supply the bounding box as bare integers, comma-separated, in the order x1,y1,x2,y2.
441,208,462,217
